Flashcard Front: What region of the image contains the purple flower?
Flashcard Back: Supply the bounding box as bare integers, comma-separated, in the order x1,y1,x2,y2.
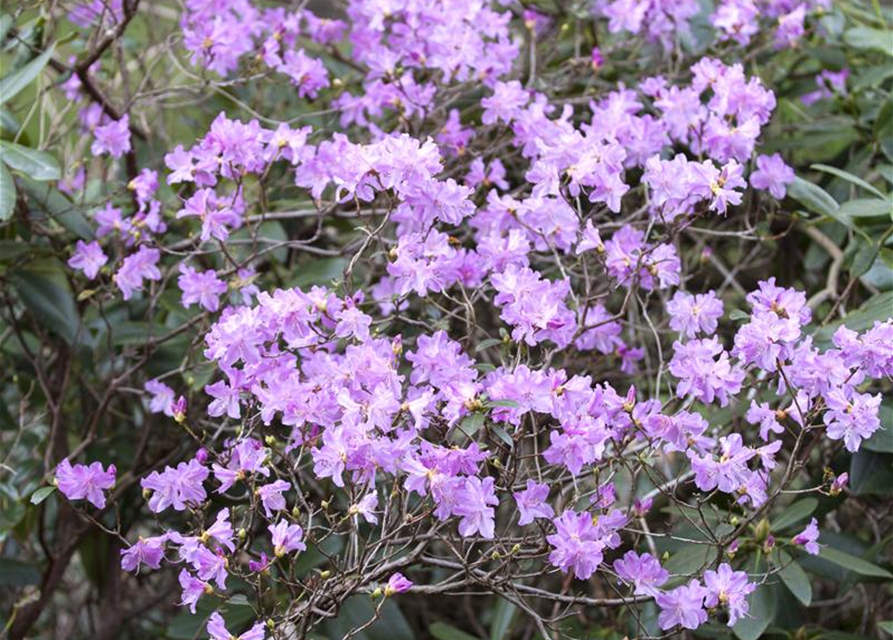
830,472,849,496
384,572,413,596
269,520,306,557
793,517,821,555
823,389,881,453
91,114,131,158
140,458,209,513
144,379,175,416
68,240,108,279
547,510,605,580
351,492,379,524
703,563,756,626
669,338,744,407
120,535,167,573
55,459,116,509
205,508,236,553
128,168,159,210
667,291,724,338
481,80,529,125
746,278,811,325
178,569,211,614
178,264,228,312
176,188,243,243
750,153,795,199
277,49,329,99
207,612,266,640
613,551,668,596
513,479,553,526
114,246,161,300
257,480,291,518
454,476,499,539
248,552,270,573
656,579,709,630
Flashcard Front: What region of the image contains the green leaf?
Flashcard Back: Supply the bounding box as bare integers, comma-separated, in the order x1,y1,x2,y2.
474,338,503,353
771,498,817,531
30,486,55,505
485,399,519,408
489,598,517,640
289,257,348,288
11,260,80,345
777,551,812,606
430,623,483,640
455,413,485,440
838,199,892,221
849,449,893,496
844,27,893,57
788,177,849,227
879,621,893,635
811,165,886,199
664,543,714,576
733,584,777,640
0,161,14,220
819,546,893,579
850,240,881,279
489,424,514,449
0,42,56,106
19,178,93,239
0,141,60,181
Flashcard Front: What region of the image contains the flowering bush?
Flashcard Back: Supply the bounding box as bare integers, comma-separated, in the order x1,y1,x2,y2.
1,1,892,640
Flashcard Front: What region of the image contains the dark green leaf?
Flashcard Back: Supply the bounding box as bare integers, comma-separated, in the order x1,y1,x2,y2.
811,165,886,199
772,498,817,531
849,449,893,495
665,543,714,576
489,598,517,640
474,338,503,353
456,413,485,440
0,42,55,106
11,260,80,345
777,551,812,606
844,27,893,56
733,584,777,640
430,622,483,640
788,178,848,227
838,199,892,220
0,141,60,181
29,486,55,505
0,162,14,220
819,546,893,579
19,179,94,239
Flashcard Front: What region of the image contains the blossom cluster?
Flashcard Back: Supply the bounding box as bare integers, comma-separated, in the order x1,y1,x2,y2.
46,0,891,638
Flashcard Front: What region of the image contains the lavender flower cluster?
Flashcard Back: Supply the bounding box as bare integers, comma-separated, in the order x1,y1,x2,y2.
45,0,890,638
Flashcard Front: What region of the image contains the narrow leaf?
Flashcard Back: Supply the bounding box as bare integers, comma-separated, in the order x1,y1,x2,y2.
811,164,886,199
0,141,61,181
0,43,56,106
30,486,56,505
771,498,817,531
820,546,893,579
0,162,15,220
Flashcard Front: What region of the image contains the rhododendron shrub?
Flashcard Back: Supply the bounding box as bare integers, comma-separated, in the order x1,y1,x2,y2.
1,1,892,639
